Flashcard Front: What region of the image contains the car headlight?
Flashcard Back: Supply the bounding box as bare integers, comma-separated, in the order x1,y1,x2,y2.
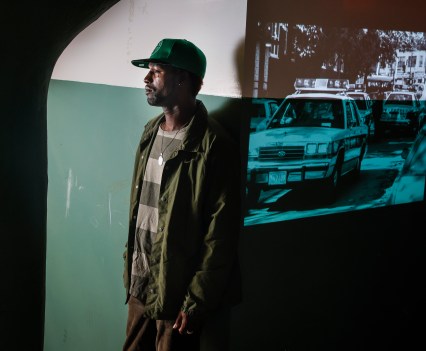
306,143,329,155
318,143,329,154
306,143,318,154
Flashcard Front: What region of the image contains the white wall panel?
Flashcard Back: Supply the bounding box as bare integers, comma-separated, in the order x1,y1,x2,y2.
52,0,247,97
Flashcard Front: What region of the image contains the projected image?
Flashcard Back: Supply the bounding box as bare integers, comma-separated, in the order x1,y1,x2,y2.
244,21,426,226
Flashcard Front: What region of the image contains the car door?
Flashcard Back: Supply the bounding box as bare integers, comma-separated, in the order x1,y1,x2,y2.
344,100,365,173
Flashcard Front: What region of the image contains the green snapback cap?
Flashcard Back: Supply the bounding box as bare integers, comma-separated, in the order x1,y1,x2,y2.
131,38,207,79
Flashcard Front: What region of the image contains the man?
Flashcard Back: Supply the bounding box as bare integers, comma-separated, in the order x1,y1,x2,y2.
122,38,241,351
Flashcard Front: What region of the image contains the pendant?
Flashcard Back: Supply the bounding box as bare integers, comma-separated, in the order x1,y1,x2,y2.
158,154,164,166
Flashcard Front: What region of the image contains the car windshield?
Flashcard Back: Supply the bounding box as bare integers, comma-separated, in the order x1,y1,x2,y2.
267,98,345,129
384,94,414,106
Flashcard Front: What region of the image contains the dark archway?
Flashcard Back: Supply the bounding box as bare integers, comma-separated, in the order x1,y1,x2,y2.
0,2,120,349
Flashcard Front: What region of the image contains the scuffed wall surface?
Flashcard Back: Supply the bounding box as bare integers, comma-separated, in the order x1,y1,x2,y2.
45,80,239,350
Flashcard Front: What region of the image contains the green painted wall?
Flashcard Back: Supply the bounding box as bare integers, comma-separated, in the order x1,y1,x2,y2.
45,79,240,351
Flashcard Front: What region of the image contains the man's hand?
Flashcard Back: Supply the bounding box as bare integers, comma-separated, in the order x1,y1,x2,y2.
173,311,194,335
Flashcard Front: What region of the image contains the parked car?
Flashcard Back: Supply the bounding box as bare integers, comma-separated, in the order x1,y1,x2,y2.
249,98,279,132
387,124,426,205
346,91,374,137
246,92,369,206
379,91,425,136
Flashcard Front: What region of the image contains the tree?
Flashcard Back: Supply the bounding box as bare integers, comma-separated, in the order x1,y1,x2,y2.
263,22,426,97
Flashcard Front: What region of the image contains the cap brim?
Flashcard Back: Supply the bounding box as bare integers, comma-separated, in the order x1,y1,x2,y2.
131,59,150,68
131,59,170,68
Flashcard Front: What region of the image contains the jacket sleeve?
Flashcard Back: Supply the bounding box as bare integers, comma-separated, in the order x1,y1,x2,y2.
181,134,242,319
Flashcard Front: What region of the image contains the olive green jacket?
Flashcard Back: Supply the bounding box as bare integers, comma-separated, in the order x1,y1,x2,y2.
123,100,241,320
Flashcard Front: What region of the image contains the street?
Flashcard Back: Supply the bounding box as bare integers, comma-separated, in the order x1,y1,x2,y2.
244,136,414,226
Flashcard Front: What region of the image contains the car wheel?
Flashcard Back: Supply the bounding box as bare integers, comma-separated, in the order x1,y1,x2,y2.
323,161,342,203
350,156,362,181
350,145,365,181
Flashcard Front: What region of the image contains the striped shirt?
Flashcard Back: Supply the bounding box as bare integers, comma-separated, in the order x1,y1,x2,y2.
129,124,188,299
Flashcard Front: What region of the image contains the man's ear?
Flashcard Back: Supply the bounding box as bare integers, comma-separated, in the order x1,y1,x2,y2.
181,70,191,83
175,70,187,87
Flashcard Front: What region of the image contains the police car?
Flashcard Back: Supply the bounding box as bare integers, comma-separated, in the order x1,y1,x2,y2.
246,78,369,206
380,91,425,136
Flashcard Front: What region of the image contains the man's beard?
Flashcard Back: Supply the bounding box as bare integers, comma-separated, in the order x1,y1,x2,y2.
147,91,160,106
146,90,167,107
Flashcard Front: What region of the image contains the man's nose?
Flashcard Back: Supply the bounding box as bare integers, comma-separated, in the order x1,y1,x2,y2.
144,72,152,83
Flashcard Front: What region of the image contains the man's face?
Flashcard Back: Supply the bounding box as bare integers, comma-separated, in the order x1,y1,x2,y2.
144,63,179,106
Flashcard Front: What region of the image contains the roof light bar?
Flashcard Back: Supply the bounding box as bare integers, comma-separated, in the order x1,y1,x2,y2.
294,78,349,91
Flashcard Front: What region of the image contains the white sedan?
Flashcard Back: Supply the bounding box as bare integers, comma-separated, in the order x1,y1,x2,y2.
246,93,369,206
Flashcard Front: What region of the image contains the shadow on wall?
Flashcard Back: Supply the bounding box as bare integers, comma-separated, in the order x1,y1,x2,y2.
209,37,246,144
207,37,249,229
